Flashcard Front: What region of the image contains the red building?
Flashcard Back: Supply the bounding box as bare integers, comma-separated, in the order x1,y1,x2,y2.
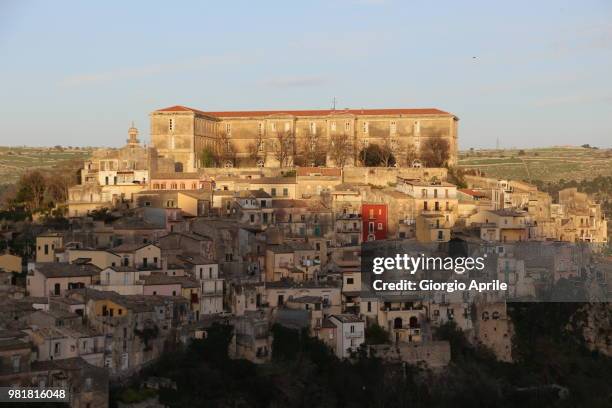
361,204,388,241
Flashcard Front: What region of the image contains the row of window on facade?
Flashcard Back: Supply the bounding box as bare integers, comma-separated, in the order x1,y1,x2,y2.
421,188,451,198
175,119,421,136
423,201,452,211
152,182,199,190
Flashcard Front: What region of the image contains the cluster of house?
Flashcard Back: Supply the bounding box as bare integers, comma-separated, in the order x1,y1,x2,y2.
0,128,609,407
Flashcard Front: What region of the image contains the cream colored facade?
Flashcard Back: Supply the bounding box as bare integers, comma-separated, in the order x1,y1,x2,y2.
68,125,151,216
35,234,63,263
150,105,458,171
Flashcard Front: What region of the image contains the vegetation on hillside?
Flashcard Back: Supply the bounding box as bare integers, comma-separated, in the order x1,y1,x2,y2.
114,305,612,408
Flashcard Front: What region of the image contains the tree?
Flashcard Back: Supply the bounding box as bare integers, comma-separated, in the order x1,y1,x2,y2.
295,132,326,167
16,171,46,211
359,143,395,167
214,132,236,167
328,133,353,168
420,138,450,167
404,141,419,167
376,135,398,167
365,323,390,344
271,130,295,167
200,147,216,167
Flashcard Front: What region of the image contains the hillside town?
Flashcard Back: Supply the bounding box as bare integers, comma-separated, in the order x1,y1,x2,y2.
0,106,609,407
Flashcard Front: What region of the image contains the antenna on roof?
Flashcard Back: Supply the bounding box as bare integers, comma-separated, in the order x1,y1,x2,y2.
331,97,337,110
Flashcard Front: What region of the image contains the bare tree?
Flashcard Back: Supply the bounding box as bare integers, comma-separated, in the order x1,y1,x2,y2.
404,141,419,167
420,138,451,167
376,135,398,167
295,132,326,167
271,130,295,167
16,171,46,211
328,133,354,168
246,134,266,166
214,132,237,167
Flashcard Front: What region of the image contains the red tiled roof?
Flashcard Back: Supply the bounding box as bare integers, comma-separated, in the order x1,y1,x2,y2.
459,189,488,198
156,105,451,118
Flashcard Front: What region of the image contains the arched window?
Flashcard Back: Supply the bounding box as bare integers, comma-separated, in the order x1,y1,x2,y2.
393,317,403,329
409,316,418,328
180,183,185,189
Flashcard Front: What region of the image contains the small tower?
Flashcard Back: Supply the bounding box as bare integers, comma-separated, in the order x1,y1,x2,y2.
127,122,140,146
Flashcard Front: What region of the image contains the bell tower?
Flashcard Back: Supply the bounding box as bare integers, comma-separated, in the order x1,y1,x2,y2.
127,122,140,146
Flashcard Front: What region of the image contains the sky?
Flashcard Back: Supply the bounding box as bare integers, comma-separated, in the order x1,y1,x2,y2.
0,0,611,149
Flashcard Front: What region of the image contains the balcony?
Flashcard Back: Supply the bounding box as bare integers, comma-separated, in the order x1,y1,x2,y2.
346,330,363,338
336,213,361,220
336,228,360,233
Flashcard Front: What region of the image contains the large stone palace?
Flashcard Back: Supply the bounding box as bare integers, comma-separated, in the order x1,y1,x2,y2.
150,105,459,172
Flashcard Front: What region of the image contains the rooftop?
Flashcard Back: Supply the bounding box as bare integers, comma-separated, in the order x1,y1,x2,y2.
34,262,99,278
156,105,452,118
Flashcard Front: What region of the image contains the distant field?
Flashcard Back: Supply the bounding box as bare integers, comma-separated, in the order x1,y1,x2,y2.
0,146,92,185
458,147,612,182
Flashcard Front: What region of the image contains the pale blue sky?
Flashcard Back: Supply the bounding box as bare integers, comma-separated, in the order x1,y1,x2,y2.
0,0,611,148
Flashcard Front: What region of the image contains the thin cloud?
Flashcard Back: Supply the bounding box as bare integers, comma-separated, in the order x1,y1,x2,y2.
59,54,240,87
264,76,328,88
533,92,612,107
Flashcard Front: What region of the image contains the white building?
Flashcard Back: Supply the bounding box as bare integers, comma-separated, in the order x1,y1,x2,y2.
328,314,365,359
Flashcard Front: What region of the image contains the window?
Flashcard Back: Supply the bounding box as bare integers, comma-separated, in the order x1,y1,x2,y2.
413,121,420,135
347,278,354,285
169,118,175,132
271,122,276,131
345,121,351,131
284,122,291,132
283,188,288,196
225,123,231,135
258,122,264,136
350,325,355,333
309,122,316,134
362,122,369,133
331,121,337,132
377,223,383,231
390,121,397,134
271,188,277,196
